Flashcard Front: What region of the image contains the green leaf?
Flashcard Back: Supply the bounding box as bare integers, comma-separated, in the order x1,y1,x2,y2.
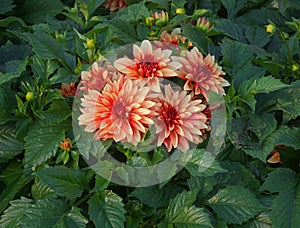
260,168,298,193
0,197,33,228
260,127,300,161
31,56,59,80
0,59,28,86
236,212,272,228
270,184,300,228
0,161,22,185
24,121,65,166
117,1,149,23
31,177,55,200
250,113,277,143
181,148,227,177
0,173,33,213
53,207,88,228
20,198,70,227
245,26,270,48
129,184,179,208
24,32,75,70
0,0,15,14
0,126,23,162
215,19,246,42
233,64,266,89
0,88,17,125
0,41,31,64
221,38,252,75
239,76,289,95
106,19,139,43
166,190,197,221
88,190,126,228
182,24,208,55
43,100,71,123
36,166,87,199
17,0,64,23
168,206,214,228
221,0,247,19
219,161,261,192
206,185,265,224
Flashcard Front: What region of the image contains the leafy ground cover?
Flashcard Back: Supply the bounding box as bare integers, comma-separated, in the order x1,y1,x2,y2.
0,0,300,227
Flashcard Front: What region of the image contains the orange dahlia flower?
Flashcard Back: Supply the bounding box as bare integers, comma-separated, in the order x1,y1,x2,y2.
172,47,229,100
114,40,181,92
78,78,156,146
154,84,208,152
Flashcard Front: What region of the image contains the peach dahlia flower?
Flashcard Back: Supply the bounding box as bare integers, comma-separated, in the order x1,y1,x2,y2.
172,47,229,100
114,40,181,92
154,84,208,152
78,78,156,146
80,62,115,93
160,28,193,48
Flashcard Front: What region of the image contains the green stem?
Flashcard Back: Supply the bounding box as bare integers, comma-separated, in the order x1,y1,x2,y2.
278,29,294,64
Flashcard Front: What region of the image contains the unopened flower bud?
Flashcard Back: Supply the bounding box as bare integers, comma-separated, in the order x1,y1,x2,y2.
196,17,213,32
146,17,154,26
176,8,186,15
86,39,95,49
153,11,169,27
26,92,35,101
60,138,72,151
265,23,276,34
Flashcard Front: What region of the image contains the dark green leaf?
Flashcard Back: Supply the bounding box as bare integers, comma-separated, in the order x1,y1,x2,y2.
106,19,139,43
0,174,33,213
261,127,300,161
233,64,266,89
270,184,300,228
0,59,27,86
0,197,33,228
20,198,70,227
129,184,179,208
168,206,213,228
36,166,87,199
239,76,289,95
221,0,247,19
0,0,15,14
182,24,208,55
219,161,260,192
117,1,149,23
53,207,88,228
221,38,252,75
245,26,270,48
206,185,265,224
24,122,65,166
17,0,64,23
31,177,55,200
0,88,17,125
25,32,75,70
215,19,246,42
0,41,31,64
0,161,22,185
166,190,197,221
31,56,59,79
260,168,298,193
250,113,277,143
181,148,227,177
88,190,126,228
0,126,23,161
43,100,71,123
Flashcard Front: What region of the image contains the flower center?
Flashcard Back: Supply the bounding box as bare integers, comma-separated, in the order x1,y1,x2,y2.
112,100,128,119
160,101,181,130
137,61,159,78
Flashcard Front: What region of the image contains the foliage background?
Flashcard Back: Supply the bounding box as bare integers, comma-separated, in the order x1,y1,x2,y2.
0,0,299,227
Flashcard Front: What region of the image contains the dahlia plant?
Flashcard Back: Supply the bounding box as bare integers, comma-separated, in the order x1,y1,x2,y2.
0,0,299,227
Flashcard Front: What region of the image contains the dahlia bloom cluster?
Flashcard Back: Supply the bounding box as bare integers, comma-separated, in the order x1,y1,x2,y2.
78,39,229,153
